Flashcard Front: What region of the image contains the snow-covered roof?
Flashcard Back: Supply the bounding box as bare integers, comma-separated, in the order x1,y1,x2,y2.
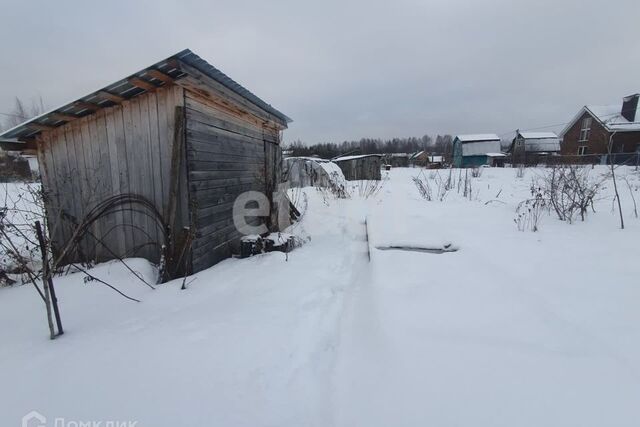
411,150,425,159
455,134,500,142
485,152,506,157
517,131,558,139
333,154,382,162
390,153,409,157
286,156,330,163
586,104,640,131
428,155,443,162
560,97,640,136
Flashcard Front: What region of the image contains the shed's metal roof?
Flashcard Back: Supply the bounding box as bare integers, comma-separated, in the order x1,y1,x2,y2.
455,134,501,142
517,131,559,139
0,49,291,141
333,154,383,162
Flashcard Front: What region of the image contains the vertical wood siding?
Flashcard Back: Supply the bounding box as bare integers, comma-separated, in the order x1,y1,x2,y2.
37,81,283,274
37,85,185,263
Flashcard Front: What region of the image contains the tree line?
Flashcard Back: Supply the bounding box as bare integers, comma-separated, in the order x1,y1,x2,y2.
285,135,454,159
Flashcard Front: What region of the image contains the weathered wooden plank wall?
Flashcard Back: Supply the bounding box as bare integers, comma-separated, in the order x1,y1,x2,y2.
37,78,284,273
184,90,281,271
336,157,382,181
36,85,185,263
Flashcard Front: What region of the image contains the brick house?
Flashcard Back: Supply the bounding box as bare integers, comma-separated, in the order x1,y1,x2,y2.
560,93,640,163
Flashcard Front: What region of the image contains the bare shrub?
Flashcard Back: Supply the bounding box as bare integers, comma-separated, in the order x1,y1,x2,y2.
1,181,156,339
413,175,432,201
514,183,547,232
327,171,349,199
463,169,472,199
355,179,385,199
542,165,601,223
513,166,603,231
413,170,453,202
0,183,45,282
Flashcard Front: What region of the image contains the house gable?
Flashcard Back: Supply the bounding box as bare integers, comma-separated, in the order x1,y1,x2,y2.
560,109,609,155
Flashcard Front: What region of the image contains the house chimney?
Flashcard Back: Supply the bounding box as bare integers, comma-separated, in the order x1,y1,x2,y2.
621,93,639,122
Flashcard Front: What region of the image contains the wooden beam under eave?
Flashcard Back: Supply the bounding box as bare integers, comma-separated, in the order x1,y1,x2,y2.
146,69,174,84
129,77,157,92
49,112,78,123
73,101,99,112
97,90,126,103
0,140,36,151
26,123,56,132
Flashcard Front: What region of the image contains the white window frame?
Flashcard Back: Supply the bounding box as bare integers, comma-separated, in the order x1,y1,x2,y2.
579,117,592,142
577,146,587,155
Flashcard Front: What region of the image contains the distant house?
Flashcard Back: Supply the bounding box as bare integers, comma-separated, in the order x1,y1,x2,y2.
452,134,504,167
410,151,427,166
333,154,382,180
560,93,640,163
410,151,444,168
510,131,561,164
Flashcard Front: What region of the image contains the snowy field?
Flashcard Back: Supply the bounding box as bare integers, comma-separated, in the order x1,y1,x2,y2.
1,166,640,426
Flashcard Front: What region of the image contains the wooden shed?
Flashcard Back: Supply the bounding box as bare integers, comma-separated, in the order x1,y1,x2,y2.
333,154,382,180
510,131,560,165
0,49,290,275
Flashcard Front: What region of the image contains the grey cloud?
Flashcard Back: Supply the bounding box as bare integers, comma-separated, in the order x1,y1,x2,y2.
0,0,638,143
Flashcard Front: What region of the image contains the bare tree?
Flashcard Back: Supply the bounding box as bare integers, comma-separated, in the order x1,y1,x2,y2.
606,131,624,229
2,96,46,130
623,176,638,219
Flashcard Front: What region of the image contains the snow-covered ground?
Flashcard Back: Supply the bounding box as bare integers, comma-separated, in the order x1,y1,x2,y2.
1,166,639,426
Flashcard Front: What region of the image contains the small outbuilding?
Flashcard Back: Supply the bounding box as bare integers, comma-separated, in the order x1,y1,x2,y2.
0,49,290,275
410,151,445,168
452,134,502,167
510,131,560,164
333,154,382,180
0,144,34,181
410,150,427,167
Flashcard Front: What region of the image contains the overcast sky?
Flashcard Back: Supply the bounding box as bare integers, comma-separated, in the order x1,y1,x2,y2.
0,0,638,144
